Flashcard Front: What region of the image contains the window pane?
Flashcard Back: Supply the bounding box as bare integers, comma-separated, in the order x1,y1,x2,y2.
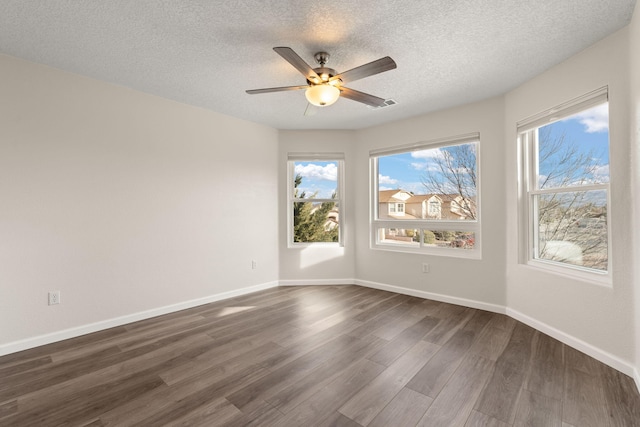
537,103,609,189
423,230,475,249
377,142,477,220
293,161,338,198
293,201,339,243
376,228,419,246
375,228,476,250
534,191,607,271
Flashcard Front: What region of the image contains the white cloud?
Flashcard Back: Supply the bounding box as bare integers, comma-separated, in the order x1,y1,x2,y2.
591,164,610,177
298,186,334,199
411,148,445,160
379,174,398,185
294,163,337,181
401,182,427,194
538,174,548,187
568,103,609,133
411,161,441,173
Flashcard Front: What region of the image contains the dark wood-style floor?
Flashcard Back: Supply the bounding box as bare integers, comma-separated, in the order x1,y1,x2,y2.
1,285,639,426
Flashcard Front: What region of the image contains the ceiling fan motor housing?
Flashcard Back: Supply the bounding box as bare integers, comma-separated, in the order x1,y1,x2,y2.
309,52,340,85
308,67,338,85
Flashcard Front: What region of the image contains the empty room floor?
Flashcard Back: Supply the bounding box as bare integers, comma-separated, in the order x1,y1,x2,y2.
1,285,639,426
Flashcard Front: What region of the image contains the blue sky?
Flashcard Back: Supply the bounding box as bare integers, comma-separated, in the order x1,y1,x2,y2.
292,103,609,199
538,103,609,187
378,147,462,194
293,161,337,199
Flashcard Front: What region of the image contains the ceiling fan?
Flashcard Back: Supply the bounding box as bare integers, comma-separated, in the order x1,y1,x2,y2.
246,47,397,110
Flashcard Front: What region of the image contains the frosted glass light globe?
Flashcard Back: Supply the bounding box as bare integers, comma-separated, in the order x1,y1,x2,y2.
305,84,340,107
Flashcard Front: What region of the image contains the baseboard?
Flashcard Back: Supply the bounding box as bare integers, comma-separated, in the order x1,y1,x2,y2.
0,281,279,357
279,278,356,286
355,279,506,314
506,307,638,381
635,368,640,395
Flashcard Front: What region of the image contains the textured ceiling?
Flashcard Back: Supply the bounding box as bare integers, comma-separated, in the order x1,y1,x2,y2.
0,1,636,130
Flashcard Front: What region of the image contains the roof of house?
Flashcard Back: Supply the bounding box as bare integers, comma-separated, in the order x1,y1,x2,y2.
378,189,413,203
406,194,440,204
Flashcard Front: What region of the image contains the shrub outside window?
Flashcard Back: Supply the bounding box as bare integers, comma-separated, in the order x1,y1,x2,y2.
518,87,610,281
370,133,480,258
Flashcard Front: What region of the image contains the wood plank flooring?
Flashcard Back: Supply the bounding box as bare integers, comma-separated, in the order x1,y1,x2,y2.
1,285,639,426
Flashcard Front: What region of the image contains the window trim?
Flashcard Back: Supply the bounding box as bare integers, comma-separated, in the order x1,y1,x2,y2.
517,88,612,285
370,133,481,259
287,153,344,247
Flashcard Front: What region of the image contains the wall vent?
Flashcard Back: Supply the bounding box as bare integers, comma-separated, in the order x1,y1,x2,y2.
367,99,398,110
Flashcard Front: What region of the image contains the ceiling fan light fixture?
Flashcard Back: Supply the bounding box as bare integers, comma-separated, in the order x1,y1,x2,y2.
247,47,397,110
305,84,340,107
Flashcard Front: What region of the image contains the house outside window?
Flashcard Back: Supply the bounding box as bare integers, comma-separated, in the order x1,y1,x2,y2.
370,133,480,258
288,154,344,246
517,87,610,282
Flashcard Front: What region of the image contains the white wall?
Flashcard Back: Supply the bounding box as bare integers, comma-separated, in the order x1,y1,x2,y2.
278,130,356,283
504,28,635,371
0,55,279,352
629,6,640,381
354,97,507,309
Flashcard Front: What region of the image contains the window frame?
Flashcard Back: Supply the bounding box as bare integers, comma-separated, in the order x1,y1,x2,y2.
287,153,344,247
370,133,481,259
517,87,612,284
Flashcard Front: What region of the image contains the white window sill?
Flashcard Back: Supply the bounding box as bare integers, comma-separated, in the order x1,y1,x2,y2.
524,259,612,287
371,243,481,260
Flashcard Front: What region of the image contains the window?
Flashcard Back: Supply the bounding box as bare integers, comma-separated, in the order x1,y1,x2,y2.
428,198,441,218
388,202,405,215
370,133,480,257
518,87,610,281
288,154,344,245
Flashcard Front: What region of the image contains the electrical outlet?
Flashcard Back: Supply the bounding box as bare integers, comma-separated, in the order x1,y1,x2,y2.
422,263,430,273
48,291,61,305
251,260,257,269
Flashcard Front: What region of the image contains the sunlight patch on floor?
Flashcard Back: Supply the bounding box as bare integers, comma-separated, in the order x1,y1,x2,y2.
214,306,256,317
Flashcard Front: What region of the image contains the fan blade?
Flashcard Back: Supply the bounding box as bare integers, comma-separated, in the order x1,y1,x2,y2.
246,85,308,94
339,87,387,107
273,47,321,82
331,56,397,84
